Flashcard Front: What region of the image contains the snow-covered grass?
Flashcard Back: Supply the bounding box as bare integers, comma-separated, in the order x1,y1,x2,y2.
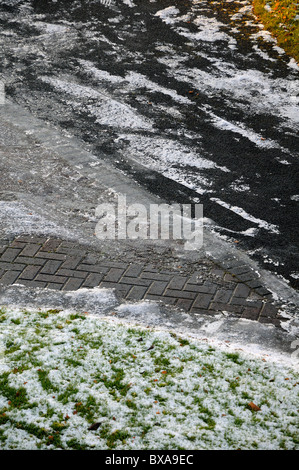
0,306,298,450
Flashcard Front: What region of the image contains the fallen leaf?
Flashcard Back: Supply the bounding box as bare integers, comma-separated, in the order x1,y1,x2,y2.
248,402,261,411
88,422,101,431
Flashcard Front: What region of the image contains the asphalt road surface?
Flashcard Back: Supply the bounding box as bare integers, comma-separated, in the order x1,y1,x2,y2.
0,0,298,288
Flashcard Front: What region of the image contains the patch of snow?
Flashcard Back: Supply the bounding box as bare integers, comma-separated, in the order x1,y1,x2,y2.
210,197,280,234
154,6,180,24
40,76,154,131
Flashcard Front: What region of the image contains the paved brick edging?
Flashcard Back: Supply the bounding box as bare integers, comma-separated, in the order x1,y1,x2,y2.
0,235,285,326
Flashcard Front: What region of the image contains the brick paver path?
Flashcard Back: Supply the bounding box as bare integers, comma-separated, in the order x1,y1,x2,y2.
0,235,284,327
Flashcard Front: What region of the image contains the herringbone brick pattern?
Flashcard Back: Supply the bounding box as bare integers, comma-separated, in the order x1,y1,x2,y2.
0,235,283,326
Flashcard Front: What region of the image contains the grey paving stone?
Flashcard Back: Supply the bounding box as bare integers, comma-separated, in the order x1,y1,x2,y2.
186,271,205,284
35,274,67,284
147,281,168,296
81,253,99,265
237,272,260,282
119,276,152,287
184,283,217,294
126,285,148,301
19,244,41,257
104,268,125,283
7,240,25,249
260,302,279,317
46,283,63,290
0,248,22,262
124,264,144,278
40,260,63,275
213,289,234,304
210,268,225,278
14,256,46,266
19,265,41,280
241,306,261,321
76,264,110,274
192,293,214,309
233,283,251,298
254,286,272,297
0,261,25,272
224,273,237,282
56,268,88,279
15,236,47,244
167,276,187,290
176,299,194,311
63,278,84,291
60,256,83,270
40,239,63,252
0,271,20,285
141,272,172,282
230,265,253,276
165,289,197,300
0,246,8,255
82,273,104,287
99,281,132,297
97,261,128,269
142,265,159,272
245,279,264,289
35,252,67,261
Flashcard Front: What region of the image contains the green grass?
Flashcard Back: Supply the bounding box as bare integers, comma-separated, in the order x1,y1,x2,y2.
0,306,298,450
253,0,299,61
